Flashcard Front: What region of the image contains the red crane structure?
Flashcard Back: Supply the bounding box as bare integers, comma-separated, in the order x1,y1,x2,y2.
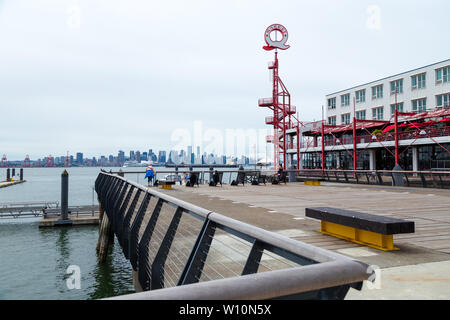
1,154,6,168
46,155,54,167
24,155,31,167
258,24,296,170
64,151,70,167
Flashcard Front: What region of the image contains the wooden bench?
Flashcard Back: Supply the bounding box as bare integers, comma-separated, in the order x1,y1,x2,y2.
305,207,415,251
159,180,175,190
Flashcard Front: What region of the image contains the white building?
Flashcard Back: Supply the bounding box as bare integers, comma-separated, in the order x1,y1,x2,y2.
286,59,450,171
326,59,450,125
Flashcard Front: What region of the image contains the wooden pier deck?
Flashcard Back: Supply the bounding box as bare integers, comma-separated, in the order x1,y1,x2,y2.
156,181,450,299
0,180,25,188
38,213,100,227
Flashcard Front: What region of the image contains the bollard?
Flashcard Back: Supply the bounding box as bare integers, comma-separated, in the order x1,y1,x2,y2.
391,164,404,187
20,168,23,181
6,168,10,182
61,170,69,220
288,165,296,183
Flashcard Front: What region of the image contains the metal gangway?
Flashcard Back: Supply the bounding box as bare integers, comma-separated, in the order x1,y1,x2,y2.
0,201,59,218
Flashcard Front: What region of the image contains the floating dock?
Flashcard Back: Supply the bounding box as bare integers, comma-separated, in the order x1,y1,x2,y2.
0,180,26,188
38,212,100,227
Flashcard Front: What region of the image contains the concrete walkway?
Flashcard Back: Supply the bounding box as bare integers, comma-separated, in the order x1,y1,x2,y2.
346,260,450,300
157,181,450,299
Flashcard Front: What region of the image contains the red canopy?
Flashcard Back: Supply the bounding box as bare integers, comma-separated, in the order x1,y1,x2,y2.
408,122,424,128
439,118,450,122
382,125,395,133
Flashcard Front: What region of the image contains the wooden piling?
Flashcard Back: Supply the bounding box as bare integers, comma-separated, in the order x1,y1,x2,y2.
96,202,112,262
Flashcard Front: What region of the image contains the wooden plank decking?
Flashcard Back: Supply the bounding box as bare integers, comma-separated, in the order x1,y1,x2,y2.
156,182,450,265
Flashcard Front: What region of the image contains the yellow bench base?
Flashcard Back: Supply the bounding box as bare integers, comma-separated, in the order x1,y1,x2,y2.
317,221,398,251
161,184,172,190
304,180,320,186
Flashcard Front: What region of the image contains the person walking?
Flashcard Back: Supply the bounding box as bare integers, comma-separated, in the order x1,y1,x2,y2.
145,164,155,186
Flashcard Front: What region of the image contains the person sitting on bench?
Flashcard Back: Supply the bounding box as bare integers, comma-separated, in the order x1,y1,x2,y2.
186,172,198,187
210,170,222,186
276,164,286,184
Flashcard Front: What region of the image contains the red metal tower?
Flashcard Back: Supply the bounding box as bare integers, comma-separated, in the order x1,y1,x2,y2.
24,155,31,167
258,24,295,170
46,155,54,167
1,154,6,167
64,151,70,167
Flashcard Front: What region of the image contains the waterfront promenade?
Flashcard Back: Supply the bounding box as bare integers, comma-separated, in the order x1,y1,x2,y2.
157,181,450,299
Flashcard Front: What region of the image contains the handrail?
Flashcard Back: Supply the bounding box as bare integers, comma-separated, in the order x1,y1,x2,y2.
96,172,370,300
294,168,450,189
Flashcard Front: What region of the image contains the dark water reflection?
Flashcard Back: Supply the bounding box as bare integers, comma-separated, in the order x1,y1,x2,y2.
0,220,134,300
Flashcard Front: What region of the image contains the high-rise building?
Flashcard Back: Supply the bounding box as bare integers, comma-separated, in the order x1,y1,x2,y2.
179,150,186,164
169,150,179,164
76,152,83,165
118,150,125,165
158,151,166,163
142,152,148,161
130,151,135,161
136,151,141,163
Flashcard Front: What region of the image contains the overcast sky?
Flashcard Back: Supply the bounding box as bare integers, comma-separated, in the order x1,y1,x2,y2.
1,0,449,160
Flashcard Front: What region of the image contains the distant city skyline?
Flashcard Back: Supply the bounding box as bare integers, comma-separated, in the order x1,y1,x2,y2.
1,145,267,167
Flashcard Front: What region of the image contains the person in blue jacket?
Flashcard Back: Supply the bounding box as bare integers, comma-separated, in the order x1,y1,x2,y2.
145,164,155,186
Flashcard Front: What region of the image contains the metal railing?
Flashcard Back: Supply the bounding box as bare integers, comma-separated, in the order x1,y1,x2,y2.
95,172,370,300
295,169,450,189
111,169,274,186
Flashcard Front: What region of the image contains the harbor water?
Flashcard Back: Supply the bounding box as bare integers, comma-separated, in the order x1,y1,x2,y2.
0,167,133,300
0,166,253,300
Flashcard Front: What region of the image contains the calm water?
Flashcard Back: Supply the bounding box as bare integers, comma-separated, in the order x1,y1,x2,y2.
0,166,250,300
0,167,135,300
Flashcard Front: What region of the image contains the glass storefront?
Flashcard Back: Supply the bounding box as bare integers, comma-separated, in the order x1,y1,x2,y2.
301,143,450,170
419,144,450,170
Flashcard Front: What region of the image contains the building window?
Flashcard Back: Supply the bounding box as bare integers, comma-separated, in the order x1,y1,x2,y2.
372,85,383,99
328,116,336,126
411,73,426,90
390,79,403,95
390,102,404,115
341,113,351,125
356,110,366,120
412,98,427,112
328,97,336,109
341,94,350,107
355,89,366,103
436,66,450,83
372,106,384,120
436,93,450,108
